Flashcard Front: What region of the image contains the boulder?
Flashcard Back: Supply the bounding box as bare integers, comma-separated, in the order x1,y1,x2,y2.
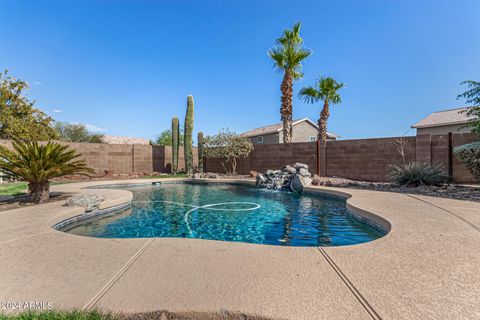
311,174,321,185
65,193,105,212
289,174,304,193
298,168,311,177
193,173,202,179
284,165,296,174
274,178,284,190
255,163,314,193
249,170,258,177
256,173,266,187
265,170,275,177
294,162,309,170
299,176,313,187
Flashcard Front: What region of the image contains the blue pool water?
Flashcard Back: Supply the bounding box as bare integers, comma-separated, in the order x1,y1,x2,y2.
61,182,386,246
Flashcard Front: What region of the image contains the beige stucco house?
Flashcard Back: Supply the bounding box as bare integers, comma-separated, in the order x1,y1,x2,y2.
411,107,474,135
241,118,339,144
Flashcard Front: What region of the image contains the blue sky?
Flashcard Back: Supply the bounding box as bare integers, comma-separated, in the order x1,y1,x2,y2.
1,0,479,140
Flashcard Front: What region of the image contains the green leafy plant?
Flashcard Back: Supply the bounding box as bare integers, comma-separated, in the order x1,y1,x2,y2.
203,129,254,175
155,128,184,146
0,70,58,141
457,80,480,133
389,162,447,187
268,22,311,143
54,121,104,143
0,140,94,203
299,77,344,141
453,142,480,181
184,95,194,173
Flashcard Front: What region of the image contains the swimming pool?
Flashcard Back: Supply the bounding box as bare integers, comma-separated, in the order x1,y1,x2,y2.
59,182,386,246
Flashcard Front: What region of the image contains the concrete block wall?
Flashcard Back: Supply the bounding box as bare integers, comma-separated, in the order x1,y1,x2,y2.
205,142,317,175
452,133,479,183
325,137,417,182
205,133,478,183
1,133,478,182
0,140,198,176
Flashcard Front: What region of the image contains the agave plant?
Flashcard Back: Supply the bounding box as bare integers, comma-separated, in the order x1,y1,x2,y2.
389,162,447,187
0,140,94,203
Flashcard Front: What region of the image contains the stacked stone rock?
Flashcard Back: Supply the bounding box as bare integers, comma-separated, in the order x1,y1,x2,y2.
255,162,313,193
65,194,105,212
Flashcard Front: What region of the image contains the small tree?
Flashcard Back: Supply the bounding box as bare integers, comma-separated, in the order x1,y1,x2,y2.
155,128,184,146
55,122,104,143
203,129,254,175
394,136,409,166
0,70,58,140
457,80,480,133
0,140,94,203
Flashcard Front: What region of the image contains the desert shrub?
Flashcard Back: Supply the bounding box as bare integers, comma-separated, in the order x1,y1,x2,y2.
389,162,447,186
203,129,254,175
453,142,480,181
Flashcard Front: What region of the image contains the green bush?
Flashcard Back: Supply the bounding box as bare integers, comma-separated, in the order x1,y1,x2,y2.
0,140,94,203
453,142,480,181
389,162,447,186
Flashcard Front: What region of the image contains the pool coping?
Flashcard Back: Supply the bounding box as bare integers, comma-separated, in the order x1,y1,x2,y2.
1,177,479,320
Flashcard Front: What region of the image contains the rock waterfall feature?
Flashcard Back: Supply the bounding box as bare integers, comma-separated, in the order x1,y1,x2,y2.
255,163,313,193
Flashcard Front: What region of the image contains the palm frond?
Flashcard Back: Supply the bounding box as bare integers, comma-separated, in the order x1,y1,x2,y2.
298,86,321,104
0,140,95,183
317,76,344,105
269,22,311,77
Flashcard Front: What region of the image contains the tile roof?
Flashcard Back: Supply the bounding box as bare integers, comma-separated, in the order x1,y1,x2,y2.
411,107,474,128
241,118,339,139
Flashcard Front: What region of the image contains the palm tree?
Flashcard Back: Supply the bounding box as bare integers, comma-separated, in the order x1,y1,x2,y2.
299,77,344,141
0,140,94,203
269,22,312,143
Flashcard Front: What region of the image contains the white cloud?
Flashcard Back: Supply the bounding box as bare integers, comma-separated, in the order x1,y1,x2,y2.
84,123,108,132
52,109,62,113
33,81,43,85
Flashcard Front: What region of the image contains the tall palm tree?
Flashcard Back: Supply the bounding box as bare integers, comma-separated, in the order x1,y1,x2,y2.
269,22,311,143
0,140,94,203
299,77,344,141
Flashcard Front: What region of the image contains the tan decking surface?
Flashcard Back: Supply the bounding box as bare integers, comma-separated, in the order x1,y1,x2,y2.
0,178,479,320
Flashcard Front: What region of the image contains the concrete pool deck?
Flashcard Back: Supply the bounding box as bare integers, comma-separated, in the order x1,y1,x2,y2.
0,178,479,320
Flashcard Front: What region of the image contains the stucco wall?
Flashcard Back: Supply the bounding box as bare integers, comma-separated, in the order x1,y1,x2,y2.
249,132,280,144
416,124,471,135
278,121,318,143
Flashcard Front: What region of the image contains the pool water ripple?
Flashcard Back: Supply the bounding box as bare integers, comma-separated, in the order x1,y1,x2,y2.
61,182,386,246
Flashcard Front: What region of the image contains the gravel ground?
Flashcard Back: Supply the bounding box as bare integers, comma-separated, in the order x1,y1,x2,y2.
314,177,480,202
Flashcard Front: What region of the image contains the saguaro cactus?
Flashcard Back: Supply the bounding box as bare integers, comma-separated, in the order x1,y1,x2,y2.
197,131,204,173
171,117,179,173
184,95,194,173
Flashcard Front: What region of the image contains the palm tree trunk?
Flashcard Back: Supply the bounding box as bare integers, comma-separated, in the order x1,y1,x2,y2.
28,182,50,203
318,100,330,141
280,71,293,143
